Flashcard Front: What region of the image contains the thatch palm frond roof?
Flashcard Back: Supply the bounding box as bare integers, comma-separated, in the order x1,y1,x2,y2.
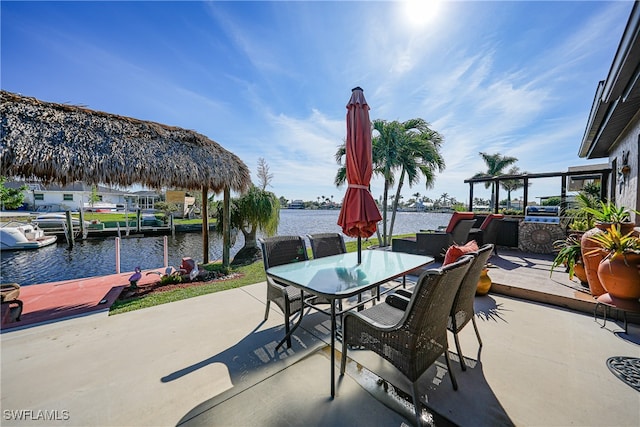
0,90,251,193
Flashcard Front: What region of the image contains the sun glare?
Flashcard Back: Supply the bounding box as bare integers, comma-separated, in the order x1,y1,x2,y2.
402,0,442,29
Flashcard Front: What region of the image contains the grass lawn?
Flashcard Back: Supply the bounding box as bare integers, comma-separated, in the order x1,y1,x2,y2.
109,234,412,315
0,212,212,225
82,212,213,225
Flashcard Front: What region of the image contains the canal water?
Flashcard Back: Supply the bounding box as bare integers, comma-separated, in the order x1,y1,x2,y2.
0,210,452,286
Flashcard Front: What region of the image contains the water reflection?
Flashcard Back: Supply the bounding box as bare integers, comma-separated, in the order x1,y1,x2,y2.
0,210,450,286
0,232,245,286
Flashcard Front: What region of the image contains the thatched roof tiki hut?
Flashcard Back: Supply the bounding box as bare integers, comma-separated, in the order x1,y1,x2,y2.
0,90,251,265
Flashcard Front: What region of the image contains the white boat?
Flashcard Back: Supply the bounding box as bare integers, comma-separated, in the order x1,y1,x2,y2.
32,213,89,230
0,222,57,251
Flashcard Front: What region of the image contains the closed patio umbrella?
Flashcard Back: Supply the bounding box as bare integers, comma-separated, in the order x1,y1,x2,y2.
337,87,382,263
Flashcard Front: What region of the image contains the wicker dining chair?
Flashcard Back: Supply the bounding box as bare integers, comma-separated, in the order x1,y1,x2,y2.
307,233,347,309
340,255,473,427
307,233,346,258
393,243,494,371
448,243,494,370
259,235,309,349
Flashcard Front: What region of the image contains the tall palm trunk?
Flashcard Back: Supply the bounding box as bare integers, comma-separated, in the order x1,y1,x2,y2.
389,170,406,241
382,176,390,246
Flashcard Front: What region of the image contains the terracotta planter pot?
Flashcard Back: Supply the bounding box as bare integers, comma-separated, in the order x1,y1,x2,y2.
595,222,636,234
573,262,589,287
597,253,640,300
581,228,606,297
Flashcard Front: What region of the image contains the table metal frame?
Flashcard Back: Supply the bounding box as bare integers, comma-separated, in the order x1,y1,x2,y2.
266,250,433,397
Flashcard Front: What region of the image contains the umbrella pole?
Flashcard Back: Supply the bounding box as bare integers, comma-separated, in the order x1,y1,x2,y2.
357,236,361,264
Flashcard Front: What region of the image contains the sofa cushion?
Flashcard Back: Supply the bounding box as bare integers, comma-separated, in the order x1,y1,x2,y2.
443,240,479,265
445,211,475,233
480,213,504,230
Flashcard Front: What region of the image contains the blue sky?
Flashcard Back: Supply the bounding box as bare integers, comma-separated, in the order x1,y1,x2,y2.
1,1,633,205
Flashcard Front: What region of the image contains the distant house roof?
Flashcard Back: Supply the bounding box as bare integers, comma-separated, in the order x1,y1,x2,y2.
6,180,129,194
579,2,640,159
132,190,161,197
40,182,128,194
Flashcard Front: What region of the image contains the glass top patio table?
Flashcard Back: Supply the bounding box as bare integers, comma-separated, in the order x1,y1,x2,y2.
266,249,434,398
266,250,434,299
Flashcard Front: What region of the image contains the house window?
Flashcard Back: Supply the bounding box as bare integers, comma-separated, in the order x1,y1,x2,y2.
63,194,74,201
34,193,44,201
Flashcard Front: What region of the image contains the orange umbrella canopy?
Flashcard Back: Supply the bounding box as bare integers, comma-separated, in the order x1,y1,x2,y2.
337,87,382,238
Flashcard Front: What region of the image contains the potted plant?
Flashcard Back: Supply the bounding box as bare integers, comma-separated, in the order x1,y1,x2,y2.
582,201,636,233
579,201,638,297
585,224,640,302
567,192,598,232
550,234,588,286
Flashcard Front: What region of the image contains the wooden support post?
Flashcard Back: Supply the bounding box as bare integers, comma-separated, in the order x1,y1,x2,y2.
202,186,209,264
78,209,85,239
65,210,74,248
560,173,567,216
223,186,231,267
115,237,121,273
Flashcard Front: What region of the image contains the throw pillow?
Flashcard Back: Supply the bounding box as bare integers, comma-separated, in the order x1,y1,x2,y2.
443,240,479,265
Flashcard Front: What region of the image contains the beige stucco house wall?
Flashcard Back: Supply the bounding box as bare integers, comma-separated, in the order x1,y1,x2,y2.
579,2,640,224
609,115,639,217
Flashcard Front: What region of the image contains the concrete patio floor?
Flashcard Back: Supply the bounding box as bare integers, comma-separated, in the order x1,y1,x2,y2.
1,251,639,426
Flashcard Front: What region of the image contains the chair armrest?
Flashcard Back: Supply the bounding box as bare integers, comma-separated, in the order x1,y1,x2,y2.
385,293,410,311
266,277,290,298
416,233,453,258
392,237,418,254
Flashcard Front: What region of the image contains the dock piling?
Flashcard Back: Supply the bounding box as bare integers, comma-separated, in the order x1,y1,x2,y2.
65,211,75,248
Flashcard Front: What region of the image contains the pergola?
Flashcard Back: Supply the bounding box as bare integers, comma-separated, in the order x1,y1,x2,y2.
464,167,613,213
0,90,251,265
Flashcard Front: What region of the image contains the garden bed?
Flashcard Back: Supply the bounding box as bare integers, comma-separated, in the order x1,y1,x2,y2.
118,272,243,301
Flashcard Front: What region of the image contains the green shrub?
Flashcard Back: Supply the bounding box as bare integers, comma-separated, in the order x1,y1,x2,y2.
160,274,182,285
201,263,231,276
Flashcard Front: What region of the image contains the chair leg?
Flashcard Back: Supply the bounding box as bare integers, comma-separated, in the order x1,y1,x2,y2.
340,326,348,375
452,331,466,371
264,300,271,320
412,381,423,427
471,316,483,347
444,344,458,391
284,302,292,349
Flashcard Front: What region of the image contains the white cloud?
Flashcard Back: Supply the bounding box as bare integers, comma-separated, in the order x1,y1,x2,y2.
2,0,630,204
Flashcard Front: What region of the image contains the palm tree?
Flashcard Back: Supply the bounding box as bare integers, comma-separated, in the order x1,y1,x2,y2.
335,122,398,244
472,152,518,209
335,118,444,246
381,119,445,244
500,166,527,209
215,185,280,265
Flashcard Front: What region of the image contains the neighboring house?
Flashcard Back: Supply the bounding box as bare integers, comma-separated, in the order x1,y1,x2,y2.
165,190,196,218
4,181,161,212
288,200,305,209
29,182,134,212
579,2,640,222
131,190,162,211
